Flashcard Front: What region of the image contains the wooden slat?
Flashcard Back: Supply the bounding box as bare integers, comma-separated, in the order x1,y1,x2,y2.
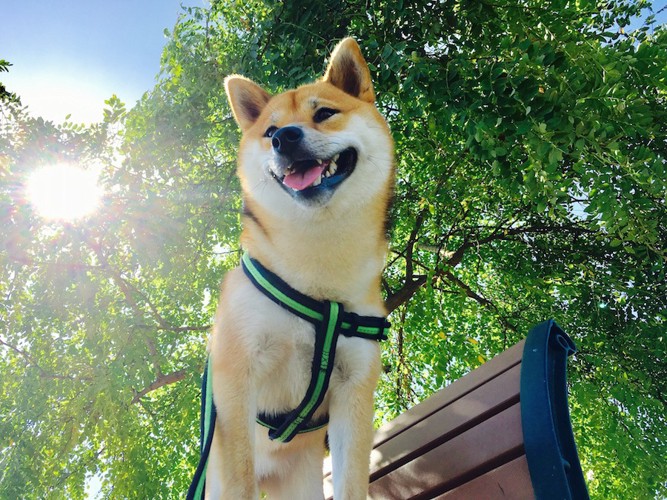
324,341,525,491
368,403,524,499
324,340,527,499
433,455,534,500
372,340,525,448
370,363,521,478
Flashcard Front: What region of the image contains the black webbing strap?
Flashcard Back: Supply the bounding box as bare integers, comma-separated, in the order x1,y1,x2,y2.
186,360,216,500
241,252,390,342
264,300,343,441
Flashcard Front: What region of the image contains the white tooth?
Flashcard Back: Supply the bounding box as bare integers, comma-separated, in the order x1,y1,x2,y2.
329,162,338,175
316,159,323,164
333,153,340,162
324,170,331,178
313,175,322,186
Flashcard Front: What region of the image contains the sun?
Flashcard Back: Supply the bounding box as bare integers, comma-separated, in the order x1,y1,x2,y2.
26,163,103,221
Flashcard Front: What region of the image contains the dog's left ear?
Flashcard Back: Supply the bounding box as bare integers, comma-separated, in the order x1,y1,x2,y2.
323,38,375,103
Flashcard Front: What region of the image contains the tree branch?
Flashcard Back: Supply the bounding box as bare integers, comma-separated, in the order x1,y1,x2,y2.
91,244,210,334
442,270,494,308
385,275,427,314
384,203,431,314
131,369,188,404
144,336,163,378
441,270,517,333
0,337,92,381
446,222,594,267
385,221,595,312
0,336,36,367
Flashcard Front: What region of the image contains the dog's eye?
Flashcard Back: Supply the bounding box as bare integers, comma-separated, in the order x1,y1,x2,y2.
313,107,339,123
264,126,278,138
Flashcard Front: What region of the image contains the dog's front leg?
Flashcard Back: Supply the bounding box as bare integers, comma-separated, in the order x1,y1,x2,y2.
328,341,381,500
206,322,258,499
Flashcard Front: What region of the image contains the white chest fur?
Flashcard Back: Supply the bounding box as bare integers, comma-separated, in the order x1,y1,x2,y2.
221,268,382,414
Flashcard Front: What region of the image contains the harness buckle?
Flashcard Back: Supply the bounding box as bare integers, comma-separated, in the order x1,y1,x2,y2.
346,310,361,334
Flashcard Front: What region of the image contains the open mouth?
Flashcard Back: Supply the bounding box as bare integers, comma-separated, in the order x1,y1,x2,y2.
272,147,357,198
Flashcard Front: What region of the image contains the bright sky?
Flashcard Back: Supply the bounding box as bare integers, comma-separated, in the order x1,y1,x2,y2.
2,1,665,124
1,0,206,124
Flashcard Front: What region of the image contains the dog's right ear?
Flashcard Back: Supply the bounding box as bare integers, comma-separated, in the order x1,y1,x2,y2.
225,75,271,131
323,38,375,103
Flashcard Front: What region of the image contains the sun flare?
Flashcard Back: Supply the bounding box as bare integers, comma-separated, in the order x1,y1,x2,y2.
26,163,103,221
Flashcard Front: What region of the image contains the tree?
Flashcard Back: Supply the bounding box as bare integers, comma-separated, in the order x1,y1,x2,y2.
0,59,18,102
1,1,665,498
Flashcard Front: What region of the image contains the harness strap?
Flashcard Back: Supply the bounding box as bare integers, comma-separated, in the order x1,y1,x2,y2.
186,360,216,500
256,411,329,434
187,253,390,498
268,300,343,441
241,252,390,341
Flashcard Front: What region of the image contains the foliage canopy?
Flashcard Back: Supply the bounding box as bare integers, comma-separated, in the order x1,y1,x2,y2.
1,1,665,498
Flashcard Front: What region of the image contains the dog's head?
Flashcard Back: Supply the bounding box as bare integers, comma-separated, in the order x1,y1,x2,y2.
225,38,394,216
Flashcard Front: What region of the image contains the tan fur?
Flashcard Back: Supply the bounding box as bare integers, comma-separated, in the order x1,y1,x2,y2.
207,38,394,499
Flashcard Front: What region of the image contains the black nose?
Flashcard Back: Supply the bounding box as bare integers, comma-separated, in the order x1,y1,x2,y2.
271,126,303,156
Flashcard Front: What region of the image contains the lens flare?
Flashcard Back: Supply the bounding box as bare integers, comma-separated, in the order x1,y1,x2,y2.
26,163,103,221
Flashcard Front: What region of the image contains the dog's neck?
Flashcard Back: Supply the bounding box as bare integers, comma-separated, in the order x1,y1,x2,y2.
240,200,388,314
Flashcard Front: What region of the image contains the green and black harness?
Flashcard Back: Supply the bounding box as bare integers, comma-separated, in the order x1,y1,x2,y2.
186,252,390,499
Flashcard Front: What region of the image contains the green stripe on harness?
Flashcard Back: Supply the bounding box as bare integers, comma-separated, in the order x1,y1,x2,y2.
187,253,390,498
242,252,322,322
267,300,341,442
241,252,390,341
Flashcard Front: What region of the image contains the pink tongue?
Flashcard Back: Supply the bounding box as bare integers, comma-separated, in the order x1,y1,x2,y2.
282,163,328,191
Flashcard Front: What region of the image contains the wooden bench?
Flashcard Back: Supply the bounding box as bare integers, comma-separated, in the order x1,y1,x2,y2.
324,320,589,499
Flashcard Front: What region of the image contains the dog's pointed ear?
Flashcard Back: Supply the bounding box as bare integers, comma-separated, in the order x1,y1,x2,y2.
323,38,375,103
225,75,271,130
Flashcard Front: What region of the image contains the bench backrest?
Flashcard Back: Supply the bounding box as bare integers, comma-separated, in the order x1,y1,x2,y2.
324,320,589,499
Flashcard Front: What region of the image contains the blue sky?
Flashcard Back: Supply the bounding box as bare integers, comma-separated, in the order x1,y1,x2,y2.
1,1,665,124
2,0,205,123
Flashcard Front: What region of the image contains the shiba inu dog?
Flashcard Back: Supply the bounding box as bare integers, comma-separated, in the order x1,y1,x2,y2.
206,38,394,499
